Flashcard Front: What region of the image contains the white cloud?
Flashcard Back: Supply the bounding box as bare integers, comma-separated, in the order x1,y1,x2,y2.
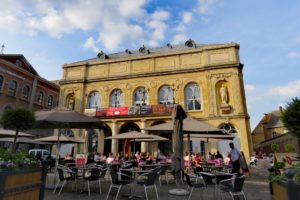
172,34,188,44
83,37,100,53
245,84,255,92
287,51,300,58
197,0,220,14
147,10,170,46
175,12,193,32
267,80,300,98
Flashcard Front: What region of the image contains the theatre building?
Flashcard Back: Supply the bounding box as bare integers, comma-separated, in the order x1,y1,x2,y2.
59,39,253,160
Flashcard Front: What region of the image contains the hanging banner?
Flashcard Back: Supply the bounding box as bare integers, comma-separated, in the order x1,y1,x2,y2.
84,108,96,117
106,107,129,116
140,105,153,114
128,106,140,115
96,108,107,117
152,104,174,113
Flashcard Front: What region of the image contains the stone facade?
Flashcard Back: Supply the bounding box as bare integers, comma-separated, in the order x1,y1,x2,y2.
59,41,252,161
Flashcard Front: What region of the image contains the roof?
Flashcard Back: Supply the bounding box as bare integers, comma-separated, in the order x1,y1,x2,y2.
266,110,284,128
68,39,234,65
0,54,39,76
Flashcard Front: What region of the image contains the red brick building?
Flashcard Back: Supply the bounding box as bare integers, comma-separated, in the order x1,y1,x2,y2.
0,54,59,113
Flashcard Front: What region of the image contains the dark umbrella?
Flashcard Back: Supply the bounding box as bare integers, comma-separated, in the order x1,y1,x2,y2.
33,107,103,184
0,137,48,145
172,104,187,184
105,131,155,153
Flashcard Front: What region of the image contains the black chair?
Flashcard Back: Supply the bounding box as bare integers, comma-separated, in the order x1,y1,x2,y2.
53,165,77,195
219,175,247,200
83,167,102,196
105,170,133,200
99,167,108,194
184,173,206,200
136,167,160,200
158,164,173,185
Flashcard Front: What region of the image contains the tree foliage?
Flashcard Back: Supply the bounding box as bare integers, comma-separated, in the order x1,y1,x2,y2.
0,108,36,152
281,97,300,138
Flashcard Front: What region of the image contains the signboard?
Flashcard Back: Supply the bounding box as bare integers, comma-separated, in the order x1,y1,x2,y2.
106,107,129,116
96,108,107,117
128,106,140,115
140,105,153,114
152,104,174,114
84,108,96,117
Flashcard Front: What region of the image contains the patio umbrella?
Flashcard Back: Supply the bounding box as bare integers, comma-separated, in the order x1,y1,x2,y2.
134,135,169,142
0,137,48,145
34,107,102,129
105,130,157,153
183,134,234,141
34,134,85,144
143,116,223,134
0,128,34,137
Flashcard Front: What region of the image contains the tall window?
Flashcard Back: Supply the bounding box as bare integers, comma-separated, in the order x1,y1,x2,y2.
158,85,174,104
8,80,18,96
110,89,123,107
0,75,3,91
134,87,149,106
88,91,101,108
47,95,53,108
185,83,201,111
22,85,30,100
37,91,44,105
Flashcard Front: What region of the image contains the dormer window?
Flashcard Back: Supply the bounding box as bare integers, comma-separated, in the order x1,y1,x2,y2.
185,39,196,48
15,59,22,67
139,45,150,54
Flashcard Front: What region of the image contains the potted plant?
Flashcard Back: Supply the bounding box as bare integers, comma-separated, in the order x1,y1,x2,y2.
0,148,47,200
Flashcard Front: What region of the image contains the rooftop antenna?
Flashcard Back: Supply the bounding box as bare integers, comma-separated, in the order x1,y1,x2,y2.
0,44,4,54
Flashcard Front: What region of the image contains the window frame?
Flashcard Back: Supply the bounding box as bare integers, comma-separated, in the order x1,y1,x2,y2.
184,83,202,111
37,91,44,105
158,85,174,105
110,89,123,107
133,87,149,106
7,80,18,97
22,85,31,100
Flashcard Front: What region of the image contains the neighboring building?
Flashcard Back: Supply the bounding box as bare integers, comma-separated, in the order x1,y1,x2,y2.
0,54,60,112
59,40,252,160
252,107,299,153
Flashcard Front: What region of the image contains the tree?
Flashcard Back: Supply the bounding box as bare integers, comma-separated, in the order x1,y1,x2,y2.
0,108,36,152
281,97,300,138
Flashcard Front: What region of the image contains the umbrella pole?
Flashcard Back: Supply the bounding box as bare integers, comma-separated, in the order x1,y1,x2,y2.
53,130,61,185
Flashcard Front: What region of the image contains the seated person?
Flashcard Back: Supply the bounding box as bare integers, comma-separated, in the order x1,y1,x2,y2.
86,154,95,165
106,153,114,164
215,151,224,159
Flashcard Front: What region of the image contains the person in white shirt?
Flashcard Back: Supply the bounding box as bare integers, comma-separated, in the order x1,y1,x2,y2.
229,142,241,174
106,153,114,164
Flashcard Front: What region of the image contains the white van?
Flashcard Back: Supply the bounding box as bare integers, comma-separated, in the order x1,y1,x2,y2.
29,149,51,161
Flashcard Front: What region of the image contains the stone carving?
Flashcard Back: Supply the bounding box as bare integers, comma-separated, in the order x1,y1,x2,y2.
220,84,229,105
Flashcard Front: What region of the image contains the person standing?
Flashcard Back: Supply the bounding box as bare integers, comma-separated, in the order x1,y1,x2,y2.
229,142,241,174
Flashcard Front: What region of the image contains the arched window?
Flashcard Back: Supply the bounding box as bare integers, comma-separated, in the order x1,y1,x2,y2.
0,75,3,91
219,124,237,136
134,87,149,106
22,85,30,100
110,89,123,107
185,83,201,111
8,80,18,96
47,95,54,108
37,91,44,105
88,91,101,108
158,85,174,104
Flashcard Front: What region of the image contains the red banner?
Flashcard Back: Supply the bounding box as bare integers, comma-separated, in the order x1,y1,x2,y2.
96,108,107,116
106,107,129,116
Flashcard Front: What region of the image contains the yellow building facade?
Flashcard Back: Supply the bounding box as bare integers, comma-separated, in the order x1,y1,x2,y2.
59,40,253,161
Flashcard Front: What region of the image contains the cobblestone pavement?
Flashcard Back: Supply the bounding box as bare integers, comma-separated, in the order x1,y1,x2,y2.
44,176,270,200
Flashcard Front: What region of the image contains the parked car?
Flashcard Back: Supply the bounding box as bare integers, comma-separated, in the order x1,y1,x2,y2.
28,149,52,161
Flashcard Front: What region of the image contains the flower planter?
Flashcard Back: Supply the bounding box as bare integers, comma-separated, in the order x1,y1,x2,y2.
0,167,47,200
270,180,300,200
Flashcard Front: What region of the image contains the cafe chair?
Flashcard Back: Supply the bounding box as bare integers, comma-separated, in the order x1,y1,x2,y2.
53,165,77,195
219,174,247,200
83,167,102,196
106,170,133,200
99,167,108,194
183,173,206,200
136,167,160,200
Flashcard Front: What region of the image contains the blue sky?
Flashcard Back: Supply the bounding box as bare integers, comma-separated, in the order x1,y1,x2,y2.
1,0,300,130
